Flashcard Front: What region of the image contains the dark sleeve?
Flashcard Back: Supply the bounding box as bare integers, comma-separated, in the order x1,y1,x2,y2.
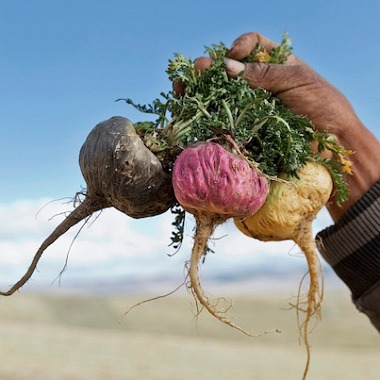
316,180,380,332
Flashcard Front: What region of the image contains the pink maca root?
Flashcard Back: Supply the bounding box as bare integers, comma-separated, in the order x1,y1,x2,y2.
172,142,268,218
172,142,272,336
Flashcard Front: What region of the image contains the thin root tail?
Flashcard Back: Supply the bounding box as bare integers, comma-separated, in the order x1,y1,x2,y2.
188,214,280,338
295,222,323,380
0,197,102,296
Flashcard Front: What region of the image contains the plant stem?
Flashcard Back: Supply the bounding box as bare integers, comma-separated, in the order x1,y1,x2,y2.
221,99,234,133
172,111,203,144
235,102,253,127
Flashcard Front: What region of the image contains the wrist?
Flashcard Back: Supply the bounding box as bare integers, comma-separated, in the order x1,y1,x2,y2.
328,119,380,221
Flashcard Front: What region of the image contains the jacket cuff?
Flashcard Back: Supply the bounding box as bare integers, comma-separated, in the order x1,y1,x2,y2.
354,279,380,332
317,180,380,299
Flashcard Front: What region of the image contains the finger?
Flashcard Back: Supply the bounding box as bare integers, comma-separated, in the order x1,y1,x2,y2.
224,58,246,77
243,62,316,94
173,79,186,96
224,58,317,95
229,32,301,65
194,56,212,73
173,57,213,96
229,32,278,60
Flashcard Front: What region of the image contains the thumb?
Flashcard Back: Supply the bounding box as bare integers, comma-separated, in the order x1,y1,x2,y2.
224,58,317,95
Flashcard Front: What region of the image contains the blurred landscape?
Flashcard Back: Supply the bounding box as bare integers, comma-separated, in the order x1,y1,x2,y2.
1,286,379,380
1,202,378,379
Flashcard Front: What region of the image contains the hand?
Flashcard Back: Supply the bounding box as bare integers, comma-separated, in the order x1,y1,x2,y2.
193,33,358,137
191,32,380,221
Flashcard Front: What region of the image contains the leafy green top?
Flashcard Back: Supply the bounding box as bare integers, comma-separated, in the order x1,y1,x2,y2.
119,34,352,252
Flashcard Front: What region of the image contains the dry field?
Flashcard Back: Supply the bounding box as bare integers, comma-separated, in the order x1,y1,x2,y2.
0,290,379,380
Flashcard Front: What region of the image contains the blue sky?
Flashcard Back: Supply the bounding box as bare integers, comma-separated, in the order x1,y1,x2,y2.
0,1,379,293
1,0,379,201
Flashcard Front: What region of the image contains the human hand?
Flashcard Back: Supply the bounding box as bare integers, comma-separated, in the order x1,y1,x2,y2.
192,32,359,139
190,32,380,220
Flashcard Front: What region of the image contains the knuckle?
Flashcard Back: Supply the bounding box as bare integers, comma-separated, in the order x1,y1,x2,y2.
193,57,212,72
244,63,269,87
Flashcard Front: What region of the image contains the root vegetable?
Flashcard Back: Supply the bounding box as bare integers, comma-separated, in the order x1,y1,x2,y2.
2,34,351,380
118,37,350,378
172,142,269,335
0,116,175,296
234,161,333,379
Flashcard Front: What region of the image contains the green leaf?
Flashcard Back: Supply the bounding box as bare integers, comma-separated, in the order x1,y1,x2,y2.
120,33,350,211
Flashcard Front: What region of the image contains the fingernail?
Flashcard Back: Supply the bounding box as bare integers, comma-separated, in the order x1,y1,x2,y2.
223,58,245,76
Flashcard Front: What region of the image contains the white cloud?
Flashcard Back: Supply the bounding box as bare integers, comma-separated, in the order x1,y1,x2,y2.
0,198,334,292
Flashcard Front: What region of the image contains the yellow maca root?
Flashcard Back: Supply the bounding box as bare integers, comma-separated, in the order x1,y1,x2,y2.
234,161,333,380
